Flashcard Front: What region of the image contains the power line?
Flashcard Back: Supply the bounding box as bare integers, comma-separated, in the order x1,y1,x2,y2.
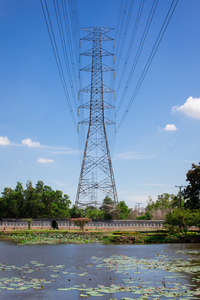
61,0,79,91
115,0,123,43
40,0,77,128
115,0,128,59
68,0,80,63
53,0,78,108
115,0,135,68
117,0,179,131
117,0,159,112
115,0,145,89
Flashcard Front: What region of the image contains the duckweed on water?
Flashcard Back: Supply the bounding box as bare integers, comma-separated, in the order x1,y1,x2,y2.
6,232,102,245
0,250,200,298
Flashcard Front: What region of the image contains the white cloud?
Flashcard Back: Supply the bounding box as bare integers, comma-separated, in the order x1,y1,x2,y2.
0,136,11,146
37,158,54,164
0,136,78,155
164,124,177,131
22,138,41,148
172,96,200,119
114,151,154,160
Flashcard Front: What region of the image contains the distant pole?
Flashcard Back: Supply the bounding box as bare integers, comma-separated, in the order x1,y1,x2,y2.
136,203,142,213
175,185,186,208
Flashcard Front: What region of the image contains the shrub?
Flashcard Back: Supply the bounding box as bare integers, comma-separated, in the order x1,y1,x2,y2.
51,220,59,230
70,217,91,231
22,218,32,229
165,209,195,233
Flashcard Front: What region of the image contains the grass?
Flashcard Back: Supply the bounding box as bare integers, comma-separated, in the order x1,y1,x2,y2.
0,229,199,245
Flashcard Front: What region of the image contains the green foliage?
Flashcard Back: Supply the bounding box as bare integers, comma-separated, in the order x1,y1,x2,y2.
70,217,91,231
100,197,131,220
0,181,71,219
100,196,116,220
145,194,179,220
22,218,32,229
184,162,200,210
84,207,105,220
145,211,153,220
146,194,177,212
116,201,130,219
69,205,84,218
0,183,134,221
103,195,114,205
136,211,153,220
165,208,195,232
193,210,200,229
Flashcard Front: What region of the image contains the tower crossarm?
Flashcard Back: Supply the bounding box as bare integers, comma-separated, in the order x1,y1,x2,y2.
80,48,114,57
80,63,114,72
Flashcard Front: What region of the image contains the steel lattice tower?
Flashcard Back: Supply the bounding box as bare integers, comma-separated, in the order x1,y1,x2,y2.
76,27,118,208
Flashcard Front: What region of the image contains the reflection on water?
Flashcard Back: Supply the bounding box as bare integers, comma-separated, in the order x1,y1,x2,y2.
0,241,200,299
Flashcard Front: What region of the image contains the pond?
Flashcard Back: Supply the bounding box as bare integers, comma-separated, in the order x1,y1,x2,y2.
0,241,200,299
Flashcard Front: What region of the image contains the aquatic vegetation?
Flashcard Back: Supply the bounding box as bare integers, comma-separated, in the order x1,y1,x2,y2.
0,248,200,298
1,229,199,245
5,231,102,245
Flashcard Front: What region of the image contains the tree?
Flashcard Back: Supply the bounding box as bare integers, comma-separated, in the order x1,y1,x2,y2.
35,180,44,194
184,162,200,210
0,187,16,218
145,193,176,220
193,210,200,230
165,209,195,231
117,201,130,219
70,217,91,231
84,207,104,220
69,205,83,218
14,182,25,217
103,195,114,205
24,180,35,217
100,196,117,219
0,181,72,219
136,211,153,220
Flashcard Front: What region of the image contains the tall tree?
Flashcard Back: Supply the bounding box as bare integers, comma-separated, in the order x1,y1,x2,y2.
100,196,116,220
184,162,200,209
117,201,130,219
14,182,24,217
0,187,15,218
0,181,72,219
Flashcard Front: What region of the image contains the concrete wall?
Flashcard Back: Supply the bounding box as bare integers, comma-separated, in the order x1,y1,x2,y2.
0,219,164,230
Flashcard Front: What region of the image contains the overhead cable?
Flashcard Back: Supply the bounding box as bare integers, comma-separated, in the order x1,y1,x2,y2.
115,0,128,59
53,0,78,108
115,0,135,70
116,0,145,91
40,0,77,128
117,0,179,131
117,0,159,112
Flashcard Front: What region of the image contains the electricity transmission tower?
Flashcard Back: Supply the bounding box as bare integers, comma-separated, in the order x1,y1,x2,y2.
75,27,118,208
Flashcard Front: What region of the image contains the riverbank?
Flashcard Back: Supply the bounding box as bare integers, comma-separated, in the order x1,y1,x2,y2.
0,229,199,245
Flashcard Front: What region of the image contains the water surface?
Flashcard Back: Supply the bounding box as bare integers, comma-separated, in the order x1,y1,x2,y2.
0,241,200,299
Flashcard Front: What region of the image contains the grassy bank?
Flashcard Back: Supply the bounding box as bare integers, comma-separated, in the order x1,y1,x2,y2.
0,229,200,245
102,230,200,244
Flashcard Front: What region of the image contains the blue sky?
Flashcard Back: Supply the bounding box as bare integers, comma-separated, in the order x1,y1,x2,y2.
0,0,200,208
